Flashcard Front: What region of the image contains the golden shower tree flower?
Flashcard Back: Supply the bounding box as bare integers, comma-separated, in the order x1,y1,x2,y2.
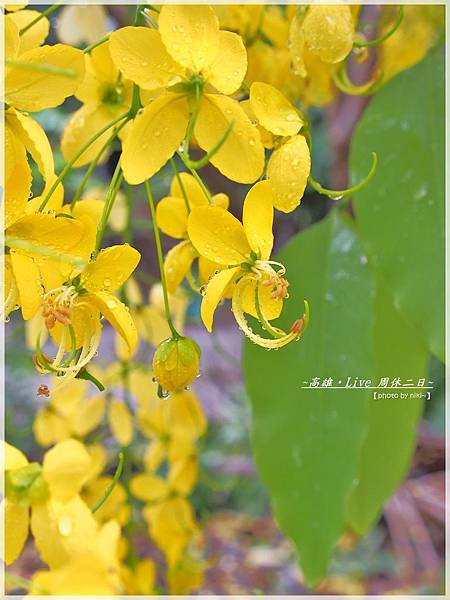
36,243,141,390
61,40,133,167
249,81,311,212
152,336,201,393
187,180,309,349
156,172,229,292
109,5,264,184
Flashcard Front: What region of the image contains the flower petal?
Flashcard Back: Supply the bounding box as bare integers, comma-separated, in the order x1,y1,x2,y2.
239,277,283,321
242,180,274,261
7,213,85,254
195,94,264,184
170,172,208,207
2,499,29,565
82,244,141,293
267,135,311,213
156,196,188,239
249,81,303,136
5,441,29,470
187,205,251,266
43,439,92,502
6,10,49,54
130,473,168,503
85,291,138,354
164,240,196,294
209,31,247,95
200,267,240,332
109,26,181,90
61,104,116,168
6,44,85,111
108,399,133,447
9,251,43,320
5,17,19,61
121,93,189,184
4,124,31,229
303,5,354,64
159,6,220,72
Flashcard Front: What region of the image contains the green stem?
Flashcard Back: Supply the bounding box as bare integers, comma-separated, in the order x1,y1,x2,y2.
177,153,213,205
184,82,202,155
83,34,110,54
141,9,158,29
183,119,235,171
170,157,190,212
308,152,378,200
144,180,179,338
19,3,61,35
354,6,404,48
255,285,285,339
95,161,123,253
91,452,124,513
38,112,130,213
71,117,128,209
5,573,33,593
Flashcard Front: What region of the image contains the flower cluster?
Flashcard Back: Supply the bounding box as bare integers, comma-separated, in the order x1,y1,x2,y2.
2,2,443,594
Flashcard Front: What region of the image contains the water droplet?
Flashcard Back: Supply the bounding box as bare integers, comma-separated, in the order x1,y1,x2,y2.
58,516,72,536
103,278,112,287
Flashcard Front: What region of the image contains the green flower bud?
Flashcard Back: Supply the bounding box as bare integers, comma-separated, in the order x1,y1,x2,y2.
152,336,201,393
5,463,49,506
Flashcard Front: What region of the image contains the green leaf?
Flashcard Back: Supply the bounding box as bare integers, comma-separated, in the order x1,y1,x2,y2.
243,209,375,586
346,278,427,535
350,48,445,361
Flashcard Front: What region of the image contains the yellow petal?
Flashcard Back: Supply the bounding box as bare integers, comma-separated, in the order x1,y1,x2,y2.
6,10,49,54
4,126,32,229
82,477,127,524
7,212,85,254
6,44,85,111
250,81,303,136
195,94,264,184
69,199,104,264
143,441,166,472
169,455,198,496
170,172,210,207
156,196,188,239
61,103,116,168
134,559,156,595
30,496,98,569
33,407,70,447
159,6,220,72
200,267,240,332
50,378,87,417
240,99,274,148
208,31,247,94
143,497,198,567
6,108,55,185
4,441,28,470
5,15,20,61
303,5,354,64
267,135,311,213
187,205,251,265
121,93,189,184
9,250,43,320
69,395,106,438
242,180,274,261
169,390,207,441
239,276,283,321
85,291,138,354
56,5,109,46
164,240,196,294
129,473,169,503
43,439,92,502
2,499,29,565
108,399,134,447
109,26,181,90
198,257,232,298
82,244,141,293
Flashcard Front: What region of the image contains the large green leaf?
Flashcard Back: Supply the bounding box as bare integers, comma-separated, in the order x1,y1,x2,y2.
243,209,375,586
346,278,428,535
350,48,445,361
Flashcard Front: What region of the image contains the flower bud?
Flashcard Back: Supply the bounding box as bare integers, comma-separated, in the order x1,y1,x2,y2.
152,336,201,393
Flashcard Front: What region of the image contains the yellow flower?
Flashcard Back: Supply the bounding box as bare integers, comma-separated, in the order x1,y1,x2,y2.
249,82,311,212
110,5,264,184
35,243,141,392
61,40,133,167
131,453,200,567
187,181,309,348
108,398,134,447
157,172,229,293
33,378,106,447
